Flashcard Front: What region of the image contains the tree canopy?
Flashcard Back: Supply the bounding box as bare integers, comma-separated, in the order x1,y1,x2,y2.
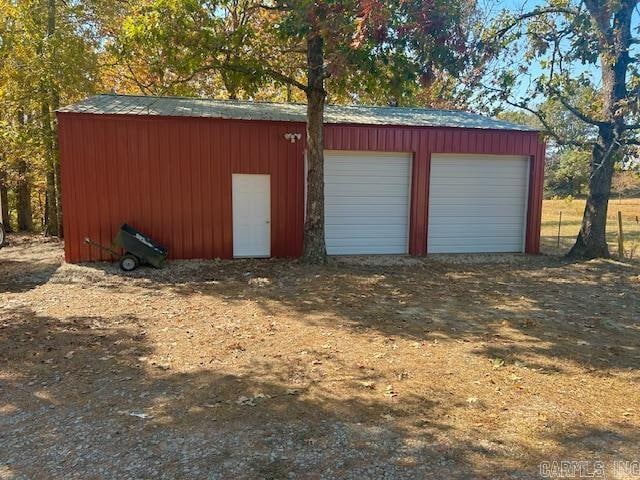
112,0,476,105
478,0,640,258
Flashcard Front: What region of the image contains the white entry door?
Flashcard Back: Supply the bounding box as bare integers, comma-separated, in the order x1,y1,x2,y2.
232,174,271,257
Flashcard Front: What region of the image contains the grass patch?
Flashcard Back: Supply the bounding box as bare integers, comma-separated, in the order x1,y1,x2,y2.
542,197,640,258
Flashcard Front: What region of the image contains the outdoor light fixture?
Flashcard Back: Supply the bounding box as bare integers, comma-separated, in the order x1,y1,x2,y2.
284,133,302,143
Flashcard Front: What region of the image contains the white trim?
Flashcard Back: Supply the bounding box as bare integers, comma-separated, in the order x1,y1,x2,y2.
429,153,530,161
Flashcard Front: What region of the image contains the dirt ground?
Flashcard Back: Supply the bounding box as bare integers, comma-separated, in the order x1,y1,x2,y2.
1,236,639,479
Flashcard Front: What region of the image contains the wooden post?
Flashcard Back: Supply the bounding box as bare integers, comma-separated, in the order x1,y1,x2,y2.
557,211,562,248
617,211,624,259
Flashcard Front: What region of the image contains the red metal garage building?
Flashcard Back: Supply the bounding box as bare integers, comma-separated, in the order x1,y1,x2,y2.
57,94,545,262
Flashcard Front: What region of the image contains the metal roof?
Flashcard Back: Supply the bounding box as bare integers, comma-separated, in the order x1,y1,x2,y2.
58,94,538,131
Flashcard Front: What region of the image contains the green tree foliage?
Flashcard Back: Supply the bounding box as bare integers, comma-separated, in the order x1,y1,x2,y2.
497,100,594,198
546,149,591,197
0,0,100,234
112,0,475,104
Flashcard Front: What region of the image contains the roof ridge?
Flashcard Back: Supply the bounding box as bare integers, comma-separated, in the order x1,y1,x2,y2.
58,94,539,132
96,92,480,116
99,92,310,108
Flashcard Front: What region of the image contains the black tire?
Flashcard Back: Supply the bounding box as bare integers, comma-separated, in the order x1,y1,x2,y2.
119,254,139,272
0,223,5,249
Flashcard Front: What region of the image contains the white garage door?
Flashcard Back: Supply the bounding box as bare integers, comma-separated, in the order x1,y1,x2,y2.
324,151,411,255
428,154,529,253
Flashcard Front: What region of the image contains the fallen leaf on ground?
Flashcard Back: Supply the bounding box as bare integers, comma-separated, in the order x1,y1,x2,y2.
491,358,505,369
118,411,153,419
235,396,255,406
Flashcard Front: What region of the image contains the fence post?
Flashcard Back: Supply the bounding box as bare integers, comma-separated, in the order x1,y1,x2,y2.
618,211,624,259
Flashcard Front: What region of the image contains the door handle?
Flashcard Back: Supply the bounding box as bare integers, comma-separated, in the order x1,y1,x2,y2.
266,221,270,224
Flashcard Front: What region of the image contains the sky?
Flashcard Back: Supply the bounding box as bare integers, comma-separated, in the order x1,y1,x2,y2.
485,1,639,158
493,0,640,94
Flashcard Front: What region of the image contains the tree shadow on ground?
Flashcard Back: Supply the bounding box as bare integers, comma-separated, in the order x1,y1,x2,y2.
4,239,640,476
69,253,640,376
0,237,63,293
0,306,538,478
2,305,637,479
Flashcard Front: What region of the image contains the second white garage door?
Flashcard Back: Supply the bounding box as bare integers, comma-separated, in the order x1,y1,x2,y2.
428,154,529,253
324,151,411,255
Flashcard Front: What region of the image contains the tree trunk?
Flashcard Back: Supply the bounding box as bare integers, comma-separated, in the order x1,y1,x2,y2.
51,85,63,237
568,1,635,259
42,0,62,237
42,103,62,236
568,0,637,258
43,105,59,236
302,31,327,264
567,139,616,258
16,159,33,232
0,169,11,232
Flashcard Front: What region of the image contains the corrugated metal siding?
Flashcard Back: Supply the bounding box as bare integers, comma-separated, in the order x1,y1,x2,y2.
58,113,545,262
59,114,305,262
59,94,539,131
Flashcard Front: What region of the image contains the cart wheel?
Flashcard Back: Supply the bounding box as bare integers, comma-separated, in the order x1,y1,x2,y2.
0,223,5,248
119,254,139,272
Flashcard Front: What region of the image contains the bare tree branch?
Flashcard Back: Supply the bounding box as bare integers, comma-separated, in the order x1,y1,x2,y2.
495,6,581,38
480,83,595,148
258,3,292,11
223,63,308,92
554,93,609,127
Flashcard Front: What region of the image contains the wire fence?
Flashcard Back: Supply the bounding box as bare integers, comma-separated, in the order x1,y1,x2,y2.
542,206,640,259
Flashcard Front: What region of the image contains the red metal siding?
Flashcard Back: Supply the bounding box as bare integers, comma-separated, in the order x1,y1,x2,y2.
58,112,545,262
59,114,306,262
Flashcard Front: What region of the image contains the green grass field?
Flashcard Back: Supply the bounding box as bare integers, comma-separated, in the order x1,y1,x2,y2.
541,197,640,258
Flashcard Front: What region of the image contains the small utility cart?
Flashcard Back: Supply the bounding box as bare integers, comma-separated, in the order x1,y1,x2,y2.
85,224,168,271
